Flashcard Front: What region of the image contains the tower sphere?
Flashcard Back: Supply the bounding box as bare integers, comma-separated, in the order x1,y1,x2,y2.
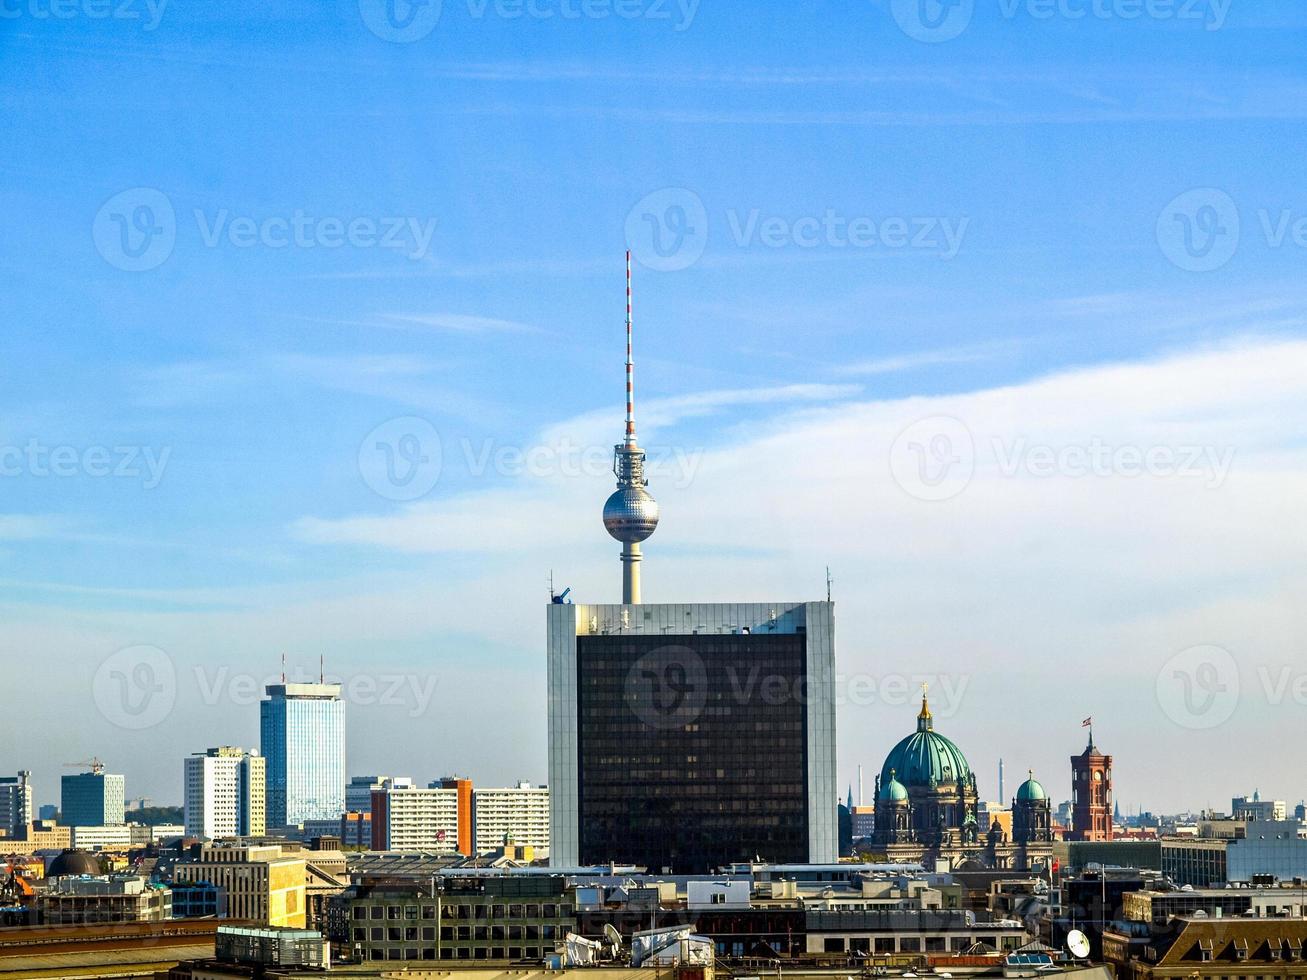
603,485,659,543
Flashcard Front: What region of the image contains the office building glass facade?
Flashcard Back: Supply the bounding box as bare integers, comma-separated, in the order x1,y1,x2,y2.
260,684,345,827
60,772,126,827
576,632,809,873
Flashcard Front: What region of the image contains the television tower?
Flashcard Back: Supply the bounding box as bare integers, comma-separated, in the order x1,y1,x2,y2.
602,250,660,604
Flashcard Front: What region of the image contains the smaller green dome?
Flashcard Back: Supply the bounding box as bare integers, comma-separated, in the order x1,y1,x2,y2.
1016,771,1047,802
880,769,909,803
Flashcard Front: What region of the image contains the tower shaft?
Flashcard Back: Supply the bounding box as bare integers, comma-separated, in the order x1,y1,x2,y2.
621,542,642,604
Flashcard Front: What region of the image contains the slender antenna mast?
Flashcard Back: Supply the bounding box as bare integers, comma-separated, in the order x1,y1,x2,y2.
280,653,285,684
319,654,324,684
625,249,636,448
826,566,833,603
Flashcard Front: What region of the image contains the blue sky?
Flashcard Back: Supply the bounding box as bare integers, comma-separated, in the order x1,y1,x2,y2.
3,0,1307,812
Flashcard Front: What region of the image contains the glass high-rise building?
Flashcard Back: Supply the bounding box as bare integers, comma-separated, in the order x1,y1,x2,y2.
60,769,125,827
259,683,345,828
548,601,836,873
0,771,33,836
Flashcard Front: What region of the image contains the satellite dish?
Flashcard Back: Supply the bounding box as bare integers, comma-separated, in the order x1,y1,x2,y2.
604,924,623,948
1067,930,1091,959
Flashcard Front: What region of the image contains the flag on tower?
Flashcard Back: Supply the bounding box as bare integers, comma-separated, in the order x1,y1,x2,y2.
1081,716,1092,727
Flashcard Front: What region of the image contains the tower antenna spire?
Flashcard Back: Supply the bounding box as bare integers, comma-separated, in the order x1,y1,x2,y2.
602,251,659,604
625,248,637,448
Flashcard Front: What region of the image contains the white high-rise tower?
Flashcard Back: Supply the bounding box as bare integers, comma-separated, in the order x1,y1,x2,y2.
601,251,659,604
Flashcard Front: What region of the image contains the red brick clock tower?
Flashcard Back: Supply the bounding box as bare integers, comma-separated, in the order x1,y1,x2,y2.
1069,725,1114,841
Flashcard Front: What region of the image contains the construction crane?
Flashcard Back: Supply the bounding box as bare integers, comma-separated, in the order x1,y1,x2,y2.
63,758,105,774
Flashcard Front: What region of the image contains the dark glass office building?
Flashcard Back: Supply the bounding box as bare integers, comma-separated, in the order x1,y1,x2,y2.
548,602,836,873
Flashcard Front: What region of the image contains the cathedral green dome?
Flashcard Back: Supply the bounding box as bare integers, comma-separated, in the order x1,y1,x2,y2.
879,769,909,803
1016,772,1047,802
879,694,973,789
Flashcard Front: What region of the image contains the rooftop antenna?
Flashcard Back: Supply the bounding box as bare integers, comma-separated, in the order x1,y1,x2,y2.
281,653,285,684
602,250,659,604
826,566,833,602
624,249,636,451
319,654,324,684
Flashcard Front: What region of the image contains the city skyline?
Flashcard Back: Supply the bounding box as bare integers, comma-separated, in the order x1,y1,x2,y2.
4,2,1307,812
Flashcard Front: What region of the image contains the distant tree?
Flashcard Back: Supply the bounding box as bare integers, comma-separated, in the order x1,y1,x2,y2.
133,806,184,826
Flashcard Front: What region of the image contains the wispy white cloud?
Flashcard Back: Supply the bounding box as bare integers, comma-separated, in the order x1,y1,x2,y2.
133,353,500,422
835,341,1015,377
0,515,64,541
290,312,540,334
374,313,540,334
